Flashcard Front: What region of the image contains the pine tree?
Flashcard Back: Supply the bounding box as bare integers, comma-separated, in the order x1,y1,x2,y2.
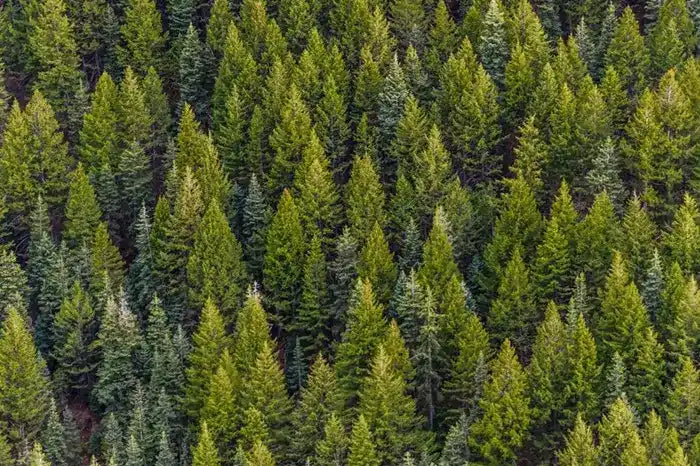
178,25,208,120
95,294,142,417
335,279,388,406
268,86,313,196
89,222,125,299
597,252,651,365
294,132,340,247
263,189,304,329
315,75,351,178
576,191,622,290
51,281,98,397
377,55,409,160
117,141,152,232
41,400,68,466
586,137,626,209
29,443,50,466
155,431,176,466
667,357,700,445
118,0,166,74
242,175,269,281
187,200,247,321
79,72,119,172
329,228,359,338
414,289,442,430
231,290,273,383
0,307,50,456
469,340,530,464
665,193,700,276
0,247,28,318
185,298,229,420
201,350,238,456
347,415,380,466
239,342,292,455
207,0,233,55
479,0,508,88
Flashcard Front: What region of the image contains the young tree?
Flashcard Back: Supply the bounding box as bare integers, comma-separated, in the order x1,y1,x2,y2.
118,0,166,74
347,415,380,466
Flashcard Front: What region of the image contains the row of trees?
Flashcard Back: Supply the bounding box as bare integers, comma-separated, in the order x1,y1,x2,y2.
2,0,700,463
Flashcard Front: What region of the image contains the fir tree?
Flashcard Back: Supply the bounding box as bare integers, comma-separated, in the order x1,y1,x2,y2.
64,164,102,249
178,25,208,121
604,7,649,96
469,339,530,464
263,189,304,329
313,413,348,465
187,200,247,321
357,222,397,306
329,228,359,338
185,298,229,420
667,357,700,445
347,415,380,466
297,235,331,360
346,155,386,243
0,307,50,457
598,397,649,464
414,289,442,430
586,137,626,209
118,0,166,74
479,0,508,88
335,279,388,406
95,294,142,417
193,422,221,466
557,415,598,466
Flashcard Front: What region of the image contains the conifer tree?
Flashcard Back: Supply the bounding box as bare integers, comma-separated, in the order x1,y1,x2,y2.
0,93,71,225
598,397,649,464
178,25,208,121
268,86,313,196
0,307,50,457
314,413,348,465
207,0,233,55
358,222,397,306
231,290,273,382
335,280,388,406
347,415,380,466
95,294,142,417
28,0,83,132
296,235,330,359
414,289,442,430
240,342,292,455
488,248,537,351
597,252,651,365
0,247,28,318
479,0,508,88
329,228,359,337
557,415,598,466
315,75,351,178
41,400,68,466
263,189,304,329
294,132,340,247
622,196,657,283
346,155,386,244
242,175,269,281
469,340,530,464
185,298,229,420
118,0,166,74
118,141,152,231
187,200,247,321
51,281,98,397
604,7,649,96
127,206,155,317
665,193,700,276
29,443,49,466
290,355,344,463
89,222,124,299
79,72,119,172
358,345,423,464
667,357,700,445
193,422,221,466
64,164,103,249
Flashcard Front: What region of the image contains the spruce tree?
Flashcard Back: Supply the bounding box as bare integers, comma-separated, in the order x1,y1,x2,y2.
604,7,649,96
329,228,359,338
346,155,386,243
296,235,331,360
290,355,344,464
64,164,103,249
598,397,649,464
313,413,348,465
28,0,83,132
192,422,221,466
557,415,598,466
667,357,700,445
178,24,208,121
414,289,442,430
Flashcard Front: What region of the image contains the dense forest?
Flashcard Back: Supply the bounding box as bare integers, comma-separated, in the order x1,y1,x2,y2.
1,0,700,462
